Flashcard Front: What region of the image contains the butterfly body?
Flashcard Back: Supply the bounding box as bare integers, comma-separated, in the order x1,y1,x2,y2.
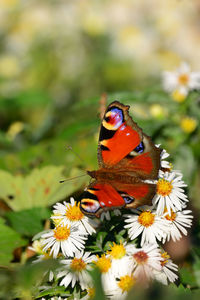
80,101,161,217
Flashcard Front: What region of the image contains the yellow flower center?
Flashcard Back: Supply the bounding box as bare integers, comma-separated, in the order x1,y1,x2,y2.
65,202,84,221
108,242,126,259
180,117,197,134
94,255,111,273
165,210,176,221
71,257,86,272
138,211,155,227
178,73,189,85
54,224,70,241
133,251,148,264
157,179,173,197
118,275,135,292
161,252,170,267
172,90,186,103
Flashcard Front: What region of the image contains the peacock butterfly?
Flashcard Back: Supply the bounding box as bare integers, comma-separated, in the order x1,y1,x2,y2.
79,101,161,217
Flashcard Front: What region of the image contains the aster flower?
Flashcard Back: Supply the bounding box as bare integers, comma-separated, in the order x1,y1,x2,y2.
94,254,115,291
154,252,178,285
153,170,188,216
127,244,163,281
163,209,193,242
162,62,200,98
41,224,87,258
51,197,96,235
124,208,169,246
107,241,134,276
57,251,96,290
104,270,136,300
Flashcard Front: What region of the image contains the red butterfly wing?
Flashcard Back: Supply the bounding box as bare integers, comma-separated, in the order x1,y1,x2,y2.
112,181,156,209
80,180,156,217
80,181,125,217
97,101,161,179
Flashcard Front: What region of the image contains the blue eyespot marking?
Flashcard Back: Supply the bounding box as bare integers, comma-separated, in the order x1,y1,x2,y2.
134,141,144,153
122,195,135,204
106,107,124,129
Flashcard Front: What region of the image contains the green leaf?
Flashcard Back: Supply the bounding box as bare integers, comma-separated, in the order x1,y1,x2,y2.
90,268,106,300
6,207,51,236
0,217,27,266
0,166,87,210
179,266,197,287
35,286,69,298
193,259,200,287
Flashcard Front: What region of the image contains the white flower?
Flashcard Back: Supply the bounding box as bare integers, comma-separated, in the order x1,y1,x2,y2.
107,242,135,276
162,62,200,96
163,209,193,242
154,252,178,285
160,149,170,169
127,244,163,281
124,208,169,246
104,270,136,300
51,198,96,235
156,144,171,169
94,253,115,293
153,170,188,216
41,224,87,258
57,251,96,290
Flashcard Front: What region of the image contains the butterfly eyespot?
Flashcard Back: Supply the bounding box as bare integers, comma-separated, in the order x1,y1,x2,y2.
105,116,110,122
120,193,135,204
80,199,100,214
134,141,144,153
103,107,124,130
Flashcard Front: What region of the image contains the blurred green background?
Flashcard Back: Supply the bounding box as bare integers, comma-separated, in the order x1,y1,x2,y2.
0,0,200,299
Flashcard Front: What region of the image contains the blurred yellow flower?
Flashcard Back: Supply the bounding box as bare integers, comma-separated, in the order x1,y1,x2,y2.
171,89,186,103
0,0,18,8
7,121,24,139
0,55,20,78
150,104,166,119
82,13,106,36
180,117,197,133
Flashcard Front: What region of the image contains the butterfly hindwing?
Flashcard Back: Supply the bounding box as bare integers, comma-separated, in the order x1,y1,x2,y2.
111,181,156,209
79,180,156,217
80,181,125,217
97,101,161,179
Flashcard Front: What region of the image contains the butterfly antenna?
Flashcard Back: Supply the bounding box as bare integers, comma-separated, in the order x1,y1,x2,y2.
66,145,84,163
59,174,88,183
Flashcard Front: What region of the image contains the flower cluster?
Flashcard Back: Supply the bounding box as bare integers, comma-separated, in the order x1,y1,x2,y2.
32,148,192,300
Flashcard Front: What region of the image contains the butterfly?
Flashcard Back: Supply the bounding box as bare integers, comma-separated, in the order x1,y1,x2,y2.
79,101,162,217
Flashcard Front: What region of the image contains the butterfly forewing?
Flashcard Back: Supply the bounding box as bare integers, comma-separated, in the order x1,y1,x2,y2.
97,101,161,179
